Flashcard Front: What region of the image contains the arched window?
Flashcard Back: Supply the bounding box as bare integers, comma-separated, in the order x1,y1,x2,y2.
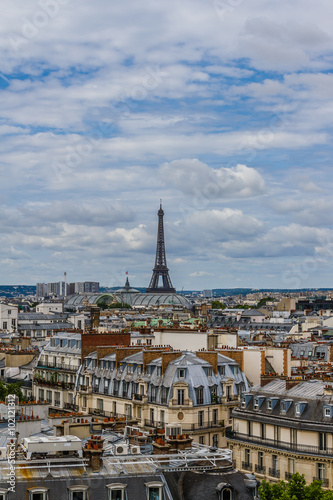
216,483,234,500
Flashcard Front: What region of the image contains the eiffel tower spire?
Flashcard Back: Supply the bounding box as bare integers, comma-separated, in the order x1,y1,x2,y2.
146,202,176,293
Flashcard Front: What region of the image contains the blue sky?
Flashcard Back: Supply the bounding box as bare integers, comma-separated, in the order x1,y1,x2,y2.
1,0,333,290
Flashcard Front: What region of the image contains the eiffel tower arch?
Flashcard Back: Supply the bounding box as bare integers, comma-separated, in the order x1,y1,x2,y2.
146,203,176,293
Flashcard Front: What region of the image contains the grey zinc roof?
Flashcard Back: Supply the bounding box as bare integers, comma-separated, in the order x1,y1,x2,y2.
288,380,325,398
252,379,287,394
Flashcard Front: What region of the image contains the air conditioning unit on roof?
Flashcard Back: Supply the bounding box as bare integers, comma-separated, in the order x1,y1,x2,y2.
114,444,129,455
130,445,140,455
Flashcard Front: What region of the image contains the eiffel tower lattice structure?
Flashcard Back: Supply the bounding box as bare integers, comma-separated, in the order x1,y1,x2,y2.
146,203,176,293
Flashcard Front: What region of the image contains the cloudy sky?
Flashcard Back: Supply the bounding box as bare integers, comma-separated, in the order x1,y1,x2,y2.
1,0,333,290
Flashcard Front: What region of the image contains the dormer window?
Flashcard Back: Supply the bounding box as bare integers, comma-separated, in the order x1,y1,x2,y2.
178,368,185,378
267,400,272,410
145,481,164,500
67,485,89,500
241,396,246,408
254,398,259,409
28,488,49,500
281,401,286,412
216,483,234,500
324,406,332,418
294,401,307,417
106,483,127,500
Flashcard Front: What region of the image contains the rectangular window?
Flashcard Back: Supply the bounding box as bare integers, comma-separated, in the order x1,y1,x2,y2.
177,389,184,405
319,432,327,451
247,421,252,436
160,410,165,426
212,408,218,425
97,398,103,411
46,391,52,404
324,407,331,417
272,455,278,471
288,458,294,475
199,436,204,444
196,387,203,405
178,369,185,378
318,463,326,481
290,428,297,445
110,490,123,500
258,451,264,468
2,322,7,330
148,487,160,500
260,423,265,439
198,410,204,427
245,448,250,464
54,392,60,406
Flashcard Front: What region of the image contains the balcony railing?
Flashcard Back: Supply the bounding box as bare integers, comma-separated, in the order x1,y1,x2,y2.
34,379,75,390
64,403,79,411
54,400,61,406
313,477,329,488
269,468,280,478
285,472,294,480
241,461,253,471
37,361,79,372
255,465,266,474
88,408,133,420
226,430,333,456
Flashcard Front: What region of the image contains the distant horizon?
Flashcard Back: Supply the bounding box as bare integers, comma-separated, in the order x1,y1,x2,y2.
0,284,332,293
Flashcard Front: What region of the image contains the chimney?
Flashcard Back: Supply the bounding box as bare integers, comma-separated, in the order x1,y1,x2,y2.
83,435,104,472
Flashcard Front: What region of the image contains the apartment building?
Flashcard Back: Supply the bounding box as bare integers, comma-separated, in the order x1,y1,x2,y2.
77,348,249,448
33,332,82,409
227,378,333,488
0,303,18,333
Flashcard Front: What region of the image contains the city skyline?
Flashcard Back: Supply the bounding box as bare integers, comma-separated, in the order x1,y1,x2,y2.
1,1,333,288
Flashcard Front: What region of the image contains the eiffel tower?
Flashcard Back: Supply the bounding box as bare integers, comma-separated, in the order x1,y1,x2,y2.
146,202,176,293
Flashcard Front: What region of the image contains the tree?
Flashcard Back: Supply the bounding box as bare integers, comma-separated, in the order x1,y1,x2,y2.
259,473,333,500
6,382,25,402
256,297,274,309
211,301,226,309
0,381,25,402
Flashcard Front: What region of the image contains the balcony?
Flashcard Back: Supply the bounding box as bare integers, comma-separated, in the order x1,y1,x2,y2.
144,419,164,428
88,408,133,420
37,361,79,372
79,385,91,393
54,400,61,406
226,430,333,457
313,477,329,488
255,464,266,474
241,461,253,471
285,472,294,480
269,468,280,478
132,393,148,404
34,379,75,390
64,403,79,411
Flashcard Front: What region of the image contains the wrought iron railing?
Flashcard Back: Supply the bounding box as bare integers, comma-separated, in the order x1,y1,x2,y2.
241,461,253,470
226,430,333,456
313,477,329,488
269,468,280,478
